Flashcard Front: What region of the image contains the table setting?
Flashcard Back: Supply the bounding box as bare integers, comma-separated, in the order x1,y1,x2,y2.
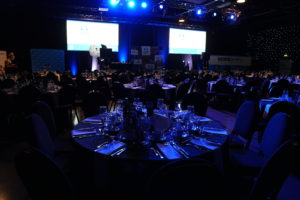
72,102,229,161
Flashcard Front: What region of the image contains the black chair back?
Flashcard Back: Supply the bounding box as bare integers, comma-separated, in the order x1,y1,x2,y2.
181,92,208,116
82,91,107,117
249,139,300,200
176,82,190,100
26,114,54,158
32,101,57,139
15,148,74,200
232,100,260,143
146,159,225,200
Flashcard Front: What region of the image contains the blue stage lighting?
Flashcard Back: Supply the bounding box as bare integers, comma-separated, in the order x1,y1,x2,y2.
230,14,236,20
159,4,164,9
213,12,217,17
110,0,120,6
128,1,135,8
196,9,202,15
141,2,147,8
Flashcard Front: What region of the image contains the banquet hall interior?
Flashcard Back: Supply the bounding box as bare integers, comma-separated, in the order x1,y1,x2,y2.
1,0,300,199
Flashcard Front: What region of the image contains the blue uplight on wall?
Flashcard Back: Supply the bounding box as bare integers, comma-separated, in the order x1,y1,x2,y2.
141,2,147,8
230,13,236,20
196,9,202,15
70,59,78,76
110,0,120,6
128,1,135,8
118,45,128,63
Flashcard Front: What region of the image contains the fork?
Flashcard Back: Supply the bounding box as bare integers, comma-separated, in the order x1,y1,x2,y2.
169,141,190,159
150,147,164,159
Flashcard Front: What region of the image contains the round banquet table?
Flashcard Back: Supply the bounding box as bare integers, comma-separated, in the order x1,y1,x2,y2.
123,83,176,102
72,110,229,161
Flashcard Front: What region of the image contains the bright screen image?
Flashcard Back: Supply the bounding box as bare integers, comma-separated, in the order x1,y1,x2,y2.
66,20,119,52
169,28,206,54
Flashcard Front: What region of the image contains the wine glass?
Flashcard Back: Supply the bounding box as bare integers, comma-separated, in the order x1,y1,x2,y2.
175,101,182,112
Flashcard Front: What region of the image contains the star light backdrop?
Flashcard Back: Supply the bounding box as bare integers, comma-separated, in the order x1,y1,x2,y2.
247,25,300,70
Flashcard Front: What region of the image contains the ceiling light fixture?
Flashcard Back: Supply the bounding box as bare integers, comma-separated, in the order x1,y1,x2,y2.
178,18,185,23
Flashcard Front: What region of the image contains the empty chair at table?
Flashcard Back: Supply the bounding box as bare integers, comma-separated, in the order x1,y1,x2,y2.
249,139,300,200
181,92,208,116
25,113,55,158
175,80,190,101
145,83,164,106
229,112,290,176
267,101,300,134
82,91,108,118
32,101,57,139
14,147,75,200
146,159,226,200
229,100,260,149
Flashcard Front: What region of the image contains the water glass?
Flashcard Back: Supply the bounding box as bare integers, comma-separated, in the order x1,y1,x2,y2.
175,101,182,112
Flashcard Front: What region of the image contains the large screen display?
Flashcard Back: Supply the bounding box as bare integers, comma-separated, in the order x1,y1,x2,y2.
66,20,119,52
169,28,206,54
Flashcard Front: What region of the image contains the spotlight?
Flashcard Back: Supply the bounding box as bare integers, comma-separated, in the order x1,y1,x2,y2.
159,4,164,9
237,0,246,3
141,2,147,8
128,0,135,8
196,9,202,15
109,0,120,6
213,12,217,17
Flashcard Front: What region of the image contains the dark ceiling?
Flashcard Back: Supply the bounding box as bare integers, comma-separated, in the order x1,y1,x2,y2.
1,0,300,28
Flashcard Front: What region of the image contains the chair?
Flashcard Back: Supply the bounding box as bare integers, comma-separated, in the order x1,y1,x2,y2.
112,81,127,100
18,85,41,113
259,79,270,97
268,85,284,97
145,83,164,106
211,80,232,109
267,101,300,133
249,139,300,200
82,91,107,117
14,148,75,200
146,159,226,200
25,113,54,158
230,100,260,149
176,81,190,101
181,92,208,116
230,112,289,171
57,85,77,129
32,101,57,139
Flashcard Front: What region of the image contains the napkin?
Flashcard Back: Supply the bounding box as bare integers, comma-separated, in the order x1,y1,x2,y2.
82,116,102,124
150,114,172,132
156,143,182,159
261,99,275,102
196,116,212,122
202,127,228,135
95,140,126,155
190,137,220,150
72,128,96,136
